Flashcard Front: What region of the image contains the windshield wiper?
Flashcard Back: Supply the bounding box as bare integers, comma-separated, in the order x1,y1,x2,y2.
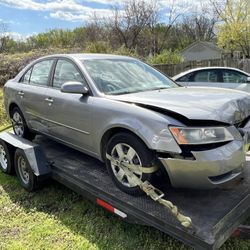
137,86,171,93
150,86,170,90
112,91,133,95
108,86,172,95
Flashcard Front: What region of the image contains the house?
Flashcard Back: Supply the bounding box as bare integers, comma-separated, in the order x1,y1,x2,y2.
180,41,224,62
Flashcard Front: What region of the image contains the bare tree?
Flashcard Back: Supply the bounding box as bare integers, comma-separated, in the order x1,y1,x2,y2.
181,12,217,42
108,0,157,50
0,21,9,52
84,12,108,44
153,0,181,54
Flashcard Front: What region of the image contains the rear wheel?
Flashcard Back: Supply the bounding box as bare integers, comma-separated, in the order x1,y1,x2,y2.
10,107,35,140
14,149,39,192
106,132,156,196
0,140,14,174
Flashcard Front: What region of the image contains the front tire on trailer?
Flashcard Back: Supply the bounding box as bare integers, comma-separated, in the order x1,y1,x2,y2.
0,140,14,174
106,132,156,196
10,107,35,140
14,148,39,192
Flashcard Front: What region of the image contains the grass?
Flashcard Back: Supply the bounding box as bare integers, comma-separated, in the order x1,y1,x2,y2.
0,88,9,127
0,89,249,249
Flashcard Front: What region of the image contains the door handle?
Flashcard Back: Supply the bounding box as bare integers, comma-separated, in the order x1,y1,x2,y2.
45,97,54,105
18,91,24,97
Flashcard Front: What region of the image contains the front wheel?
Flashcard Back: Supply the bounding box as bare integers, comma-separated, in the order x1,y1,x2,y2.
106,132,156,196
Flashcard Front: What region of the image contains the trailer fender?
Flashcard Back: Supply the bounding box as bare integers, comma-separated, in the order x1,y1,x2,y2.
0,132,51,176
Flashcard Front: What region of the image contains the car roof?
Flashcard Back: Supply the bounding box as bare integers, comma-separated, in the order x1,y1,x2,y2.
39,53,134,61
172,66,250,80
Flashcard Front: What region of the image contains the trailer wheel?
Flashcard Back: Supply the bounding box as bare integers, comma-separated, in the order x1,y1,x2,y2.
0,140,14,174
106,132,155,196
14,148,38,192
10,107,35,140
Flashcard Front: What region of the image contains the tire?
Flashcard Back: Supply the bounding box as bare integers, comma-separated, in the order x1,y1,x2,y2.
0,140,14,175
106,132,156,196
14,148,39,192
10,107,35,141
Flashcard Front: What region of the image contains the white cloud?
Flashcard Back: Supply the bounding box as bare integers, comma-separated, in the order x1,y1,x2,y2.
0,31,38,40
0,31,23,40
50,11,89,22
0,0,87,12
0,0,220,24
0,0,115,22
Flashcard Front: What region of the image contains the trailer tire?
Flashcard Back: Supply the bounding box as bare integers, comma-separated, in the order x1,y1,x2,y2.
0,140,14,175
14,148,39,192
106,132,155,196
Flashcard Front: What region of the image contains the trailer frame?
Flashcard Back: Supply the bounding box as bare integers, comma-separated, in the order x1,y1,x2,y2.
0,131,249,250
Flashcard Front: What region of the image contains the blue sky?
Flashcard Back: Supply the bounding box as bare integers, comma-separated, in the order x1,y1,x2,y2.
0,0,209,39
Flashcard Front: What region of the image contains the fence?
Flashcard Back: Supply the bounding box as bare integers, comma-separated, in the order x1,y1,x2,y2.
153,59,250,77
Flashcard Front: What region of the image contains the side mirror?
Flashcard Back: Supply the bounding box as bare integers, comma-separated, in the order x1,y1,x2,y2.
247,77,250,83
61,81,89,95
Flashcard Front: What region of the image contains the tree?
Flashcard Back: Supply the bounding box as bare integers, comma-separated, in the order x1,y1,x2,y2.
0,21,9,52
212,0,250,58
108,0,157,50
181,13,217,42
149,0,181,54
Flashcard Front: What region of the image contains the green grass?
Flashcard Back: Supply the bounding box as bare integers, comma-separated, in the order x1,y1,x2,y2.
0,88,9,127
0,173,249,250
0,89,249,249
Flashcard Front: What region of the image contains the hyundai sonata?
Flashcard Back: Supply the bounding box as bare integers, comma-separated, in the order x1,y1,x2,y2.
3,54,250,195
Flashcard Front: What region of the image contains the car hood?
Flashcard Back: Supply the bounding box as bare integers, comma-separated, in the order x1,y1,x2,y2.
109,87,250,124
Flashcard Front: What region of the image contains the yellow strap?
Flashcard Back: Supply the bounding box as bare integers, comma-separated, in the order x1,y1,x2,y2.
106,154,159,174
106,153,192,228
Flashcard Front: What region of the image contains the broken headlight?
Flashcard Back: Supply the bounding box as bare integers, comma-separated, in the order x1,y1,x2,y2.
169,127,234,145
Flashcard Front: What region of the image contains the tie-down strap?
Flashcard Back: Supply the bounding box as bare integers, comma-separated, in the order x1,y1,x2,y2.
106,153,192,228
106,153,159,174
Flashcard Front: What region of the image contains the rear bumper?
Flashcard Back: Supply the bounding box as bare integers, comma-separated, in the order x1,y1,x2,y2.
159,140,246,189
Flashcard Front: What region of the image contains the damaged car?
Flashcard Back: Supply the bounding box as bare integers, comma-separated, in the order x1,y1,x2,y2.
3,54,250,195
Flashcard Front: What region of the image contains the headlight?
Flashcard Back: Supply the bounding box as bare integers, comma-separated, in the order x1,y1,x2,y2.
169,126,234,145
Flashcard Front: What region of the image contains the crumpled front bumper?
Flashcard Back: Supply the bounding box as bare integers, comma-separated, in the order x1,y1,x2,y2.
159,140,246,189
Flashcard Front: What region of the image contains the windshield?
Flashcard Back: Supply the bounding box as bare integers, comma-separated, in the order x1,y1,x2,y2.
82,58,178,95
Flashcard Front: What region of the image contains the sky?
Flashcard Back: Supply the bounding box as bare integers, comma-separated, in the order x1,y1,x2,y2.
0,0,212,40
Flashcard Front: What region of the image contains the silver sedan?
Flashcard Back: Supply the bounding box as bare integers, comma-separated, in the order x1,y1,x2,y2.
173,67,250,92
3,54,250,195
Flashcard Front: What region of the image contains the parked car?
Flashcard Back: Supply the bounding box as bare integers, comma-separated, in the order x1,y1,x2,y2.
172,67,250,92
3,54,250,195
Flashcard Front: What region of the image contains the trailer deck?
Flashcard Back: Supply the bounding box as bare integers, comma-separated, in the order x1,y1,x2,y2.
32,135,250,250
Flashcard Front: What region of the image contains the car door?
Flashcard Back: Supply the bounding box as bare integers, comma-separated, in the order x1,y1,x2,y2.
18,59,54,133
44,58,94,153
175,72,194,86
187,69,221,88
220,69,250,92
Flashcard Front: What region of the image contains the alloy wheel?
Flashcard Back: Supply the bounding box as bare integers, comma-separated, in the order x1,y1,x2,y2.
110,143,142,187
12,111,24,137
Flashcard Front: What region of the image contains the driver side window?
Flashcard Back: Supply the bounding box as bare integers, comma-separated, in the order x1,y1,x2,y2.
53,60,86,89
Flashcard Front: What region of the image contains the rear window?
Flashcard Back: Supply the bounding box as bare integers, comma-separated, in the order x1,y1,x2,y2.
20,59,54,86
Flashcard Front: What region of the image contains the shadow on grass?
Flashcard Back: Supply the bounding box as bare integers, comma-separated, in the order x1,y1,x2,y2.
1,173,190,250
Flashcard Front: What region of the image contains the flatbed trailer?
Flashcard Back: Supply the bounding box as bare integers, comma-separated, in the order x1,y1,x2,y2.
0,132,249,249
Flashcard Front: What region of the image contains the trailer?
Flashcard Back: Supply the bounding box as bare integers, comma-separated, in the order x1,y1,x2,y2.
0,131,249,249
